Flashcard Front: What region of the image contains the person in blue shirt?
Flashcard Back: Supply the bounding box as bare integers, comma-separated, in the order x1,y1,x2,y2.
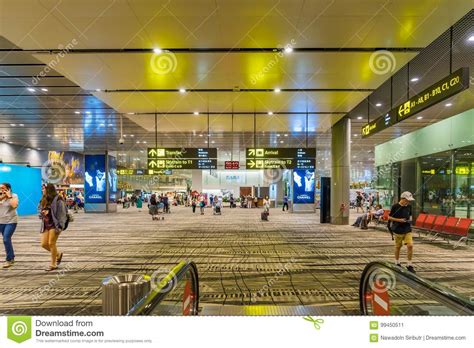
282,195,289,211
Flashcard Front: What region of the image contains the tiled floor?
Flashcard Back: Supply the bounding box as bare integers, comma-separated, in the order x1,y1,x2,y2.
0,206,473,315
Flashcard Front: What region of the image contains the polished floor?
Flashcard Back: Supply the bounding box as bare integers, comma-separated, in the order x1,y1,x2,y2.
0,205,473,315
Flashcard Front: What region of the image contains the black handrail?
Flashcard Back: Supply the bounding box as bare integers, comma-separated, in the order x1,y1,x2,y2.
360,261,474,315
127,261,199,316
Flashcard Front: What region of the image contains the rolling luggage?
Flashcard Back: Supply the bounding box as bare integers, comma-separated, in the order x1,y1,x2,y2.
261,211,268,221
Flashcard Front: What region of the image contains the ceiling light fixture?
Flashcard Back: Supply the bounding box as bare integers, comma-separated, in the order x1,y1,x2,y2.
284,47,293,53
95,88,101,92
445,103,452,107
267,111,273,115
153,48,163,54
194,111,199,115
375,103,382,107
85,111,91,114
357,116,363,120
274,88,281,93
179,88,186,93
10,123,16,127
41,88,48,92
27,88,35,92
74,111,80,114
19,124,24,127
468,35,474,42
416,116,423,120
410,77,419,82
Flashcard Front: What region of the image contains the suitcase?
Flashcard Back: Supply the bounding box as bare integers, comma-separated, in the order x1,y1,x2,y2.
261,211,268,221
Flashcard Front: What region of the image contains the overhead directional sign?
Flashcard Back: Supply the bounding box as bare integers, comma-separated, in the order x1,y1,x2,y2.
362,67,469,138
148,158,217,170
246,147,315,170
246,158,315,170
225,161,240,170
117,168,172,175
147,147,217,159
246,148,316,159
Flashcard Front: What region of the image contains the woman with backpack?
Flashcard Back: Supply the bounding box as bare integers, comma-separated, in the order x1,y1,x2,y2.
39,184,67,271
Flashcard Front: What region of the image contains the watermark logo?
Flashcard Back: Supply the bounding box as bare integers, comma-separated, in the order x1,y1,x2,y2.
150,51,178,75
149,268,178,293
7,316,32,343
368,269,397,293
369,50,396,75
303,316,324,330
41,159,67,184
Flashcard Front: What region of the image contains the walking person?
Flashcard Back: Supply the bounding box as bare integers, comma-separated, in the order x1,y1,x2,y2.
191,197,197,213
282,194,289,211
0,183,19,269
199,195,205,215
39,184,67,271
388,191,416,273
356,192,363,213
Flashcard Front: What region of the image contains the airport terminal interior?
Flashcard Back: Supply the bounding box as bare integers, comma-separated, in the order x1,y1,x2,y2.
0,1,473,316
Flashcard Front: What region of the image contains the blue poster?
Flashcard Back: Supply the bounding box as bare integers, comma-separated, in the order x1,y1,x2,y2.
0,164,42,216
108,155,117,203
84,155,106,204
293,169,315,204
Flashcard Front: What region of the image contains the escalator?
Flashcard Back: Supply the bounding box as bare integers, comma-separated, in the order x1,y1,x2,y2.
125,260,473,316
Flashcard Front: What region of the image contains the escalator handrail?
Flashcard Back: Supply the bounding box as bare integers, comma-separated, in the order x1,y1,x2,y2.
127,261,199,316
359,261,474,315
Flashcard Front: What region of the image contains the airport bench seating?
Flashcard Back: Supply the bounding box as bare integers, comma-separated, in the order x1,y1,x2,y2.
413,213,472,249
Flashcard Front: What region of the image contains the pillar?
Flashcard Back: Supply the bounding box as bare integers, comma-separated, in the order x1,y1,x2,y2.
192,170,203,192
330,118,351,225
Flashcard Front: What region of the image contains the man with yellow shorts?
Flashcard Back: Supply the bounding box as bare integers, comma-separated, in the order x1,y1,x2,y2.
388,191,416,273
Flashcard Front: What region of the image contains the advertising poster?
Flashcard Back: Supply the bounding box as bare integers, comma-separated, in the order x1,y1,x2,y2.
108,155,117,203
46,151,84,185
84,155,106,204
293,169,315,204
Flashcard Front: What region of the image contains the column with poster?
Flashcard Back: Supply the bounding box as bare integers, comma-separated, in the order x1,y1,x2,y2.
84,154,117,213
292,169,316,213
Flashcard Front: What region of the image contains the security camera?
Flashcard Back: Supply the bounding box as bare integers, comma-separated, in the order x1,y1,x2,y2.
119,137,125,145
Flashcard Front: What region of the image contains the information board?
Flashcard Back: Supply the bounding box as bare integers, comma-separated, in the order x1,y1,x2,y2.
148,158,217,170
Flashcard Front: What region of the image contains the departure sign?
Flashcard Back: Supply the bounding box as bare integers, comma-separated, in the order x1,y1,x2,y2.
147,147,217,159
246,148,316,159
362,67,469,138
225,161,240,169
148,158,217,170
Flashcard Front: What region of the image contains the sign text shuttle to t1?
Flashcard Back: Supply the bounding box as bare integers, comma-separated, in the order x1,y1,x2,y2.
147,147,217,170
361,67,470,138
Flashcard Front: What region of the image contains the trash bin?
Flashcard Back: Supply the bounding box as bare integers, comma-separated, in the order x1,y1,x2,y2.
102,274,150,315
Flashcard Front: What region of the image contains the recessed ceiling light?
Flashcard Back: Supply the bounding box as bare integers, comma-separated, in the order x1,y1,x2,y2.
127,112,135,115
179,88,186,93
280,140,284,143
353,134,358,137
47,134,51,137
205,141,208,144
85,111,91,114
130,134,135,137
416,116,423,120
10,123,16,127
375,103,382,107
95,88,101,92
26,148,31,151
74,111,80,114
41,88,48,92
357,116,363,120
410,77,419,82
284,47,293,53
211,140,215,144
153,48,163,54
123,134,127,137
268,111,273,115
8,141,13,144
468,35,474,42
194,111,199,115
19,124,24,127
136,141,140,144
108,123,113,127
54,134,59,137
274,88,281,93
199,134,203,137
445,103,452,107
284,134,288,137
277,134,280,137
143,141,147,144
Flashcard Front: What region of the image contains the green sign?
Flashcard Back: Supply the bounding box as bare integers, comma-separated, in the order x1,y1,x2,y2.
362,67,469,137
8,316,32,343
148,158,216,170
117,168,172,175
